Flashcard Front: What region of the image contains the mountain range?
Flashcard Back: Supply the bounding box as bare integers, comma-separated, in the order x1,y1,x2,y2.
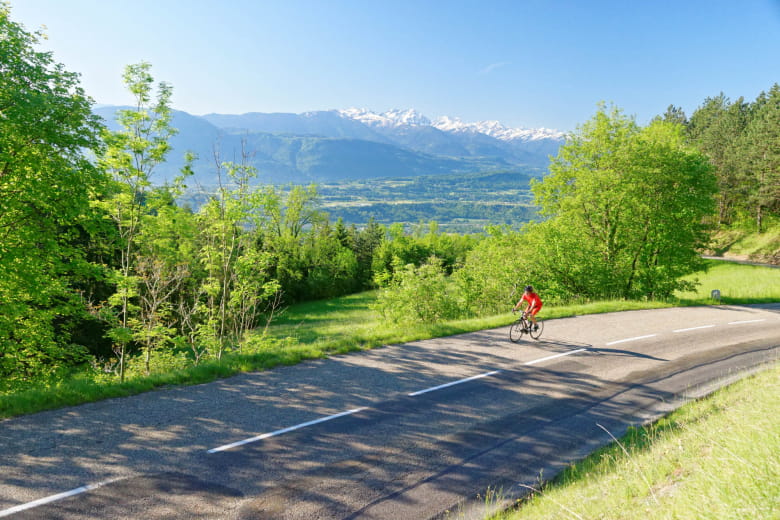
94,106,566,185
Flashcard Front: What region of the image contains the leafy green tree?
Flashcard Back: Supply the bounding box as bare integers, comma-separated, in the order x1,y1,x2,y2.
453,228,527,315
372,223,431,285
134,176,196,375
98,62,177,381
260,184,325,301
372,222,469,285
532,104,717,299
302,222,360,299
0,5,107,385
333,217,354,249
197,158,280,359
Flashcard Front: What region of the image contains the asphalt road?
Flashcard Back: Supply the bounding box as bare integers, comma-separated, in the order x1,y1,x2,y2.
1,304,778,519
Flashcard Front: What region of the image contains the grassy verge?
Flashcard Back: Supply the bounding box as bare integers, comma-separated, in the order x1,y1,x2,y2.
1,259,778,419
489,364,780,520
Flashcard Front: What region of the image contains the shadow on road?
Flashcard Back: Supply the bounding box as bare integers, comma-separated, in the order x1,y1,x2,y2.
1,308,778,519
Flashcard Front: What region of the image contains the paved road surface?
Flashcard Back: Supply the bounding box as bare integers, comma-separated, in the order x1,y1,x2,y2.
1,304,778,519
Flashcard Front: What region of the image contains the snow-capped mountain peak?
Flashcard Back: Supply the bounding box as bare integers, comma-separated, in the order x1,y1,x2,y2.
432,115,564,141
338,108,431,128
338,108,564,142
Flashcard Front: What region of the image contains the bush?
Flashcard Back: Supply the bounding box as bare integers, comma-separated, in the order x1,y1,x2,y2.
373,256,462,324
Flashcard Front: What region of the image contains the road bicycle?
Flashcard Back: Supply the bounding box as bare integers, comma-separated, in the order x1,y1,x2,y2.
509,311,544,342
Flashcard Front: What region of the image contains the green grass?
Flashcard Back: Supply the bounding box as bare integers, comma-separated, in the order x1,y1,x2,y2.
265,293,676,355
677,259,780,304
1,259,778,419
489,365,780,520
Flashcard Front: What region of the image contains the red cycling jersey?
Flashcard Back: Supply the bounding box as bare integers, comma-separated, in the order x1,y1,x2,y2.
522,292,543,314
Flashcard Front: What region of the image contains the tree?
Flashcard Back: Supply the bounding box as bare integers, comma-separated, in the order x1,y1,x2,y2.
740,84,780,232
0,5,107,385
98,62,177,381
260,184,324,301
134,177,196,375
373,256,460,324
197,153,280,360
303,222,359,299
531,104,717,299
686,94,750,225
660,104,688,126
352,217,385,289
453,228,527,315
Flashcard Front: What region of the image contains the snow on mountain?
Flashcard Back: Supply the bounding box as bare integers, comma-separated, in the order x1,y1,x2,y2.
338,108,564,142
432,115,565,142
338,108,431,128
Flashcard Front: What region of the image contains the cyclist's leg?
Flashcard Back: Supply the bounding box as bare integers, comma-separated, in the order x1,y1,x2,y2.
529,305,541,329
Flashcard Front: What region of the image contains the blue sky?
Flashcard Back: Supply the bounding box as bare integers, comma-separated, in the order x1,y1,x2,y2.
9,0,780,131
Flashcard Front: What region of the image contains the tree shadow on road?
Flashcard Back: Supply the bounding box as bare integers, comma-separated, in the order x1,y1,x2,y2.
1,323,776,519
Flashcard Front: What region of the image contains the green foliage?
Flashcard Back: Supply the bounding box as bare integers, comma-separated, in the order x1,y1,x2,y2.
195,158,280,360
372,221,477,284
0,5,107,385
686,85,780,231
453,229,528,315
97,62,179,381
3,260,778,417
373,256,461,324
740,85,780,231
530,105,717,299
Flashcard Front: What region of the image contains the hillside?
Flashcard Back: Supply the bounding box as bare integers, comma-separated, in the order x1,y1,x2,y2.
94,106,563,186
708,224,780,265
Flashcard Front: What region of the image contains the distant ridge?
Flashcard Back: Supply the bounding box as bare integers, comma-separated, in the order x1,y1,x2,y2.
95,106,565,185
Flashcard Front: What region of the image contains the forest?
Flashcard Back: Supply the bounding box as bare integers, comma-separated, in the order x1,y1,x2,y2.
1,6,778,393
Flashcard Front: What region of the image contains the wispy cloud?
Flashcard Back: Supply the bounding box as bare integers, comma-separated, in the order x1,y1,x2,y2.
479,61,510,75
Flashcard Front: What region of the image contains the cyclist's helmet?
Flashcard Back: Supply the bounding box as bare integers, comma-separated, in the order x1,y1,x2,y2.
524,285,533,292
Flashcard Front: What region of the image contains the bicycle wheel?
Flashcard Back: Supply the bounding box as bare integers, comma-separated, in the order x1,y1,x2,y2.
530,320,544,340
509,319,526,343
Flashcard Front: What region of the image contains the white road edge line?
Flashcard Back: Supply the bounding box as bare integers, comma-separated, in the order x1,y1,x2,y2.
524,348,588,366
728,319,766,325
606,334,657,346
210,345,593,452
673,325,716,333
408,370,502,397
409,347,589,397
0,478,123,518
207,407,368,454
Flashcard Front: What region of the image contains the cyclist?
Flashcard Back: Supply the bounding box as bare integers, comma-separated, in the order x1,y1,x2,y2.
513,285,543,331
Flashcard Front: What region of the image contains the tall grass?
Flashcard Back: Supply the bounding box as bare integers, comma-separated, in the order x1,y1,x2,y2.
492,365,780,520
